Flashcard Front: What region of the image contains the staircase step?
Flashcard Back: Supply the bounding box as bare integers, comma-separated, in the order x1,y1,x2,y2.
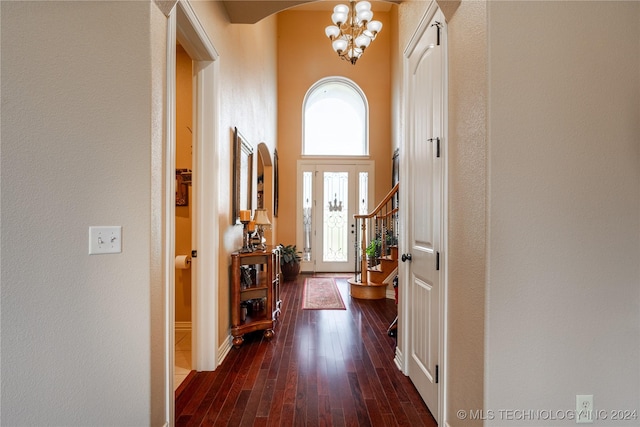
379,257,397,268
367,268,386,283
390,246,398,260
348,277,387,300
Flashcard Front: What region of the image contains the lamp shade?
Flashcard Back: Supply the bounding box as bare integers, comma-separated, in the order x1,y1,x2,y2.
367,20,382,35
355,1,371,13
253,209,271,226
325,25,340,39
332,39,348,53
332,11,347,26
333,4,349,14
357,10,373,23
355,34,371,49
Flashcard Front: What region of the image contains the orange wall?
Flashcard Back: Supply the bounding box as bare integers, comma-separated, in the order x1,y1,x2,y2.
175,44,192,323
276,9,394,247
190,1,279,346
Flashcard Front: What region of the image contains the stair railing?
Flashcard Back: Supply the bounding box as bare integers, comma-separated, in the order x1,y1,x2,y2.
353,183,399,284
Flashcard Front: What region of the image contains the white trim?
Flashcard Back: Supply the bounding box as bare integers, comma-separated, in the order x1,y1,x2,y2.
382,267,398,284
164,9,178,426
176,1,219,61
218,334,234,366
394,346,405,372
383,266,397,299
440,15,450,427
166,2,221,424
175,0,220,373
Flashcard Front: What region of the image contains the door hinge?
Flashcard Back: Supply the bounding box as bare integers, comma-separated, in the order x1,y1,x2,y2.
427,137,441,158
191,250,197,258
431,21,443,45
435,364,439,383
436,251,440,270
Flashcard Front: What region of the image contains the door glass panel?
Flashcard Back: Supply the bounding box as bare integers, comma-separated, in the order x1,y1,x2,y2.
323,172,348,262
359,172,368,215
302,171,313,262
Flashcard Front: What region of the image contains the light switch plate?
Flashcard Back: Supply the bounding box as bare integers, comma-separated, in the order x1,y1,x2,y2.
89,226,122,254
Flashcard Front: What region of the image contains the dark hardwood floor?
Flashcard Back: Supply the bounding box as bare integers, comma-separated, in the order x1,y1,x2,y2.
175,274,437,427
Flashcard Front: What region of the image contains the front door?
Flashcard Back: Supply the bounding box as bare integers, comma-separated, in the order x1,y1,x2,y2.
298,161,373,273
403,6,446,423
317,164,356,272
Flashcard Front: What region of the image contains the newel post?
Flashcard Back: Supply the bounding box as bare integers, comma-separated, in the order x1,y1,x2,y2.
360,218,368,284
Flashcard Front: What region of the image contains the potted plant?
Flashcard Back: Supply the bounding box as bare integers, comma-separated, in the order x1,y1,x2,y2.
278,244,302,282
365,237,381,268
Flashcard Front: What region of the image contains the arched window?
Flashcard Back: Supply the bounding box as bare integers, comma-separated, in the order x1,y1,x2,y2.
303,77,368,156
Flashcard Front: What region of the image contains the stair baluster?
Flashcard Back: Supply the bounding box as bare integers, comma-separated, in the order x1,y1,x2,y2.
349,183,399,299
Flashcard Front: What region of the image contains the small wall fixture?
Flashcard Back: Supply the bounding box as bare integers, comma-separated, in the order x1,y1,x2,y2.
324,1,382,65
176,169,192,206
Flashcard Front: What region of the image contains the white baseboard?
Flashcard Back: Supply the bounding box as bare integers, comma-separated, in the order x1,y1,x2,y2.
382,267,398,284
175,321,192,331
394,346,405,372
217,334,233,366
383,267,397,300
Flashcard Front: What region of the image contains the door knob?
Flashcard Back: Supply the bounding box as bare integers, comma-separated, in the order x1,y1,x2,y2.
401,253,412,262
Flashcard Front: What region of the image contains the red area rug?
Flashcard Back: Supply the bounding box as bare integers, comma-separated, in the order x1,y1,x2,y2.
301,277,346,310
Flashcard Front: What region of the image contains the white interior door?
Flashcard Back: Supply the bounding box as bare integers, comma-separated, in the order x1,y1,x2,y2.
403,6,446,423
298,161,373,273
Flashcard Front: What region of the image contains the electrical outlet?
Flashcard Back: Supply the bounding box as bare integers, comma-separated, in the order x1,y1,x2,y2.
576,395,593,424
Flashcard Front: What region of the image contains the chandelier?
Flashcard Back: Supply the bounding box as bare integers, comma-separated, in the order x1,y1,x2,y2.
328,194,344,212
324,1,383,65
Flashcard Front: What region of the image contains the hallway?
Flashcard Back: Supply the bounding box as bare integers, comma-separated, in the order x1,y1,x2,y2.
175,275,436,426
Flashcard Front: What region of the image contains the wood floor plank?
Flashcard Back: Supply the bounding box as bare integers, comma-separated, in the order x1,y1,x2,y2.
199,341,256,426
175,274,435,427
347,371,371,427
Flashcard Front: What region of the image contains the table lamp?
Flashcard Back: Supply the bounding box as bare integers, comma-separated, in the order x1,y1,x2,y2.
253,208,271,251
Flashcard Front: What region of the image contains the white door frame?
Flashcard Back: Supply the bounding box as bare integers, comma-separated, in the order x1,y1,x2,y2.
398,1,448,425
165,1,220,423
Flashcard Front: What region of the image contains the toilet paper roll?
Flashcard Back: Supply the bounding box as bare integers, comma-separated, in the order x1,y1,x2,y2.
175,255,191,269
